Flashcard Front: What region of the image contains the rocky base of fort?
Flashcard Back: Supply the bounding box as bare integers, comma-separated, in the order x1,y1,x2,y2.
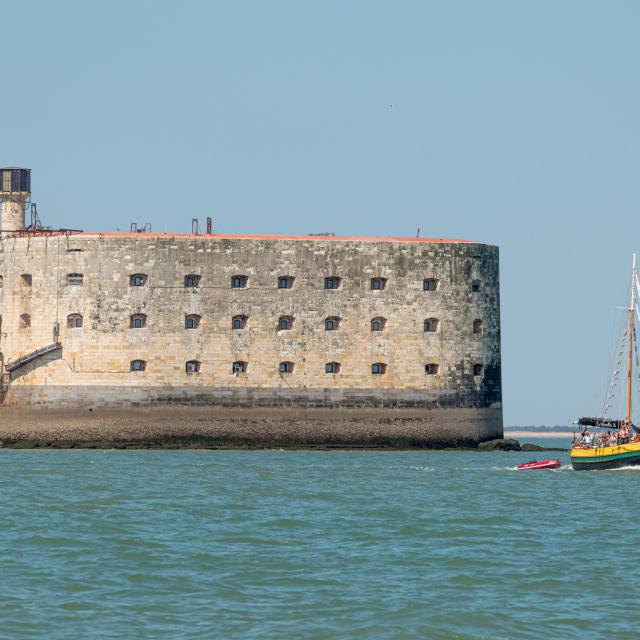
477,438,567,453
0,406,503,449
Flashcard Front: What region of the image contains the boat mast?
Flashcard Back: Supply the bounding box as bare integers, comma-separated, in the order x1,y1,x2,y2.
627,254,636,427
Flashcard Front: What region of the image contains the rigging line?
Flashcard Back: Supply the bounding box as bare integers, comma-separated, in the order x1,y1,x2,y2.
612,315,628,418
602,308,620,413
602,305,627,416
628,255,635,427
634,323,640,423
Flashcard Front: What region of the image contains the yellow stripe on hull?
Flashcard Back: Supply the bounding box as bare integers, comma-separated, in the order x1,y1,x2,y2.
570,441,640,459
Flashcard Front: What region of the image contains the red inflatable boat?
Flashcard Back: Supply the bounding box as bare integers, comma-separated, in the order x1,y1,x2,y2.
516,458,561,470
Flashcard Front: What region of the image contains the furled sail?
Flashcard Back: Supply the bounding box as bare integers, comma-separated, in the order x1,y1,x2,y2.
577,417,640,433
577,417,626,429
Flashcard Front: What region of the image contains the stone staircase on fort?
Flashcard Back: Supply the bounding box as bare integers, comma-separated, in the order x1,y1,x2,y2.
4,342,62,373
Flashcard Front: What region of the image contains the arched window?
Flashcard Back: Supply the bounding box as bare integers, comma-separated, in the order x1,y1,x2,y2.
325,361,341,374
371,362,387,375
185,314,201,329
278,276,294,289
371,277,387,291
21,274,32,287
325,316,340,331
130,314,147,329
130,359,146,372
424,318,439,333
324,276,341,290
473,363,484,377
232,360,247,374
425,363,439,375
279,361,294,374
130,273,147,287
186,360,201,373
231,275,248,289
67,313,83,328
473,319,483,334
278,316,294,331
0,275,3,288
232,315,248,330
67,273,83,286
371,317,386,332
423,278,438,291
20,313,31,328
185,274,201,288
471,279,481,292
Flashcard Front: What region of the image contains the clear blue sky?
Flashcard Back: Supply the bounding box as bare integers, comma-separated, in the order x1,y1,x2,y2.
4,1,639,425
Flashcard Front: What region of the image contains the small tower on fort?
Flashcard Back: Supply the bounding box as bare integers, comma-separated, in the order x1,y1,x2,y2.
0,167,30,231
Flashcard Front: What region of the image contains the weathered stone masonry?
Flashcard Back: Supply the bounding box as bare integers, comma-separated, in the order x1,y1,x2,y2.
0,231,501,437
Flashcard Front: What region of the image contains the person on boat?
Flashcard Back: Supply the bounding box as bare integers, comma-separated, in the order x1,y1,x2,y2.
581,428,593,447
618,425,630,445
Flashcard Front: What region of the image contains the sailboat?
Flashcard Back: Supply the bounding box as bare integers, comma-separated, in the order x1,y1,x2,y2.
571,256,640,470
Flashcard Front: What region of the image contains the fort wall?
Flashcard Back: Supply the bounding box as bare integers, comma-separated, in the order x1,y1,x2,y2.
0,232,502,445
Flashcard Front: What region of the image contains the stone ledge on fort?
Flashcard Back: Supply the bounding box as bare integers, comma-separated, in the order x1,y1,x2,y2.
0,406,502,449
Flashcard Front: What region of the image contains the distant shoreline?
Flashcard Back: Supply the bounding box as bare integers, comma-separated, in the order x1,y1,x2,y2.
507,431,574,438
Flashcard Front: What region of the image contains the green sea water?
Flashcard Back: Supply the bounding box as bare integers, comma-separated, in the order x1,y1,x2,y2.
1,440,639,640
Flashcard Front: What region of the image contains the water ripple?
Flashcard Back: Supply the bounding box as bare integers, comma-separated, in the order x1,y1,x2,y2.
1,446,638,639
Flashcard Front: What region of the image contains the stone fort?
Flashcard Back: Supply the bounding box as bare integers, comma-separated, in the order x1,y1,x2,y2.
0,168,502,446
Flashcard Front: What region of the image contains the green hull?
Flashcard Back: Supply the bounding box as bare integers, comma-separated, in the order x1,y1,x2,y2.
571,451,640,471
